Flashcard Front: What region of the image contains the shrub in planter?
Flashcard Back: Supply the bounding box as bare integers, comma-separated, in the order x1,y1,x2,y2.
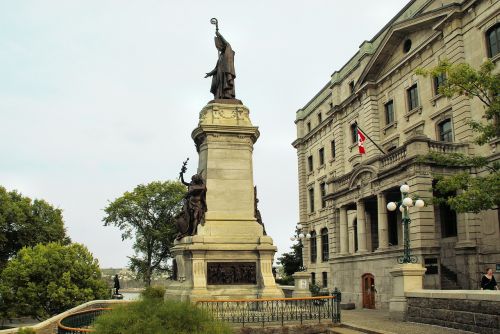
93,299,232,334
141,286,166,300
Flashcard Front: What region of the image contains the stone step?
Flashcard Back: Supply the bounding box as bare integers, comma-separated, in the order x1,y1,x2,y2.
328,327,367,334
327,324,391,334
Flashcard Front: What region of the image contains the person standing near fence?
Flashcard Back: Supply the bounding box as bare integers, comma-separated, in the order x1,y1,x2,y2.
480,268,498,290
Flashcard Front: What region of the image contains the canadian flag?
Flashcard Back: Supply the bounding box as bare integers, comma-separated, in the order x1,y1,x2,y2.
357,128,366,154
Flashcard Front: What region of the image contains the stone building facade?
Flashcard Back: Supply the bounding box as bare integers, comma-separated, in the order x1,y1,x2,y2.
292,0,500,309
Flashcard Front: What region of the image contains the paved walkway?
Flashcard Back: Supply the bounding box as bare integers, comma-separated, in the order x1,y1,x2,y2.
340,308,473,334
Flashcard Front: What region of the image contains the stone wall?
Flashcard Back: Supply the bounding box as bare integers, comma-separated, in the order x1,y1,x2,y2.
406,290,500,334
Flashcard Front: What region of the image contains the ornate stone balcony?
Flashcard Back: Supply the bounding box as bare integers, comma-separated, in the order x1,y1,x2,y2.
330,135,469,191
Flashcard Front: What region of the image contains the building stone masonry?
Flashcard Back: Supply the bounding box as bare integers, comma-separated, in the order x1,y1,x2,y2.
293,0,500,310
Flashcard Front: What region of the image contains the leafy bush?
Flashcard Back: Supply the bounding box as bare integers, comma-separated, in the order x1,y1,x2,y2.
0,242,109,320
309,283,329,296
18,328,36,334
141,286,166,300
93,299,232,334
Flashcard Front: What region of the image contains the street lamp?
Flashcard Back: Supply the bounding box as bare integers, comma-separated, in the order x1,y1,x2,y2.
386,184,425,264
290,223,307,271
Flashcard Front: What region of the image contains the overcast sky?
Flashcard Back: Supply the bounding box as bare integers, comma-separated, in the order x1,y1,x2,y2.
1,0,407,268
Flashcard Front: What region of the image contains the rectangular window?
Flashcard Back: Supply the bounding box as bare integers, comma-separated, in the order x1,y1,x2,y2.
322,272,328,288
320,182,326,209
309,188,315,213
321,228,329,261
407,84,419,110
307,155,313,172
434,73,446,95
318,113,322,124
424,258,439,275
310,232,317,263
351,124,358,144
331,140,336,159
307,122,311,133
311,272,316,285
438,119,453,142
385,100,394,125
319,148,325,166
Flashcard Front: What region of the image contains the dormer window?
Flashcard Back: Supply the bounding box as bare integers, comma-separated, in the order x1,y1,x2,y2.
318,113,322,124
307,122,311,133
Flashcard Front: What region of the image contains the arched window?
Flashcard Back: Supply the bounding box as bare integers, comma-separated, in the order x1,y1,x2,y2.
438,119,453,142
321,228,329,262
310,231,317,263
486,24,500,58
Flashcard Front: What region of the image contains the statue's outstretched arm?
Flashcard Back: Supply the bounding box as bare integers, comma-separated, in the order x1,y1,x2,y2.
179,172,190,186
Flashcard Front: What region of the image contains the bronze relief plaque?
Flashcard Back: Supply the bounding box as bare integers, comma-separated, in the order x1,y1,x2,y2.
207,262,257,285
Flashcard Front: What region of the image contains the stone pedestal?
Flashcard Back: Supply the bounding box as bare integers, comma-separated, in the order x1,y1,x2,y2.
389,263,426,320
292,272,311,298
164,101,284,301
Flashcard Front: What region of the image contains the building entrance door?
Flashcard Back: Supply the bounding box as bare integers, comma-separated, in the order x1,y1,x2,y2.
362,273,375,309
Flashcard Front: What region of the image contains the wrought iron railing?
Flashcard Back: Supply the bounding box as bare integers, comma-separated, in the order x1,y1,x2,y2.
57,308,110,334
196,290,341,327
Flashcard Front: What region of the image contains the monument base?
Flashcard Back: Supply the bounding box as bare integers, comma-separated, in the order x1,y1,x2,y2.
165,234,284,301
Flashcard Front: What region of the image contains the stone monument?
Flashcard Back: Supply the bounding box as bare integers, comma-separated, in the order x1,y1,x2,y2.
165,19,283,301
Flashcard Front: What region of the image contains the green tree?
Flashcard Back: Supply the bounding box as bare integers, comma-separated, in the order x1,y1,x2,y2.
103,181,186,286
0,242,108,320
0,186,70,269
417,60,500,213
277,228,303,284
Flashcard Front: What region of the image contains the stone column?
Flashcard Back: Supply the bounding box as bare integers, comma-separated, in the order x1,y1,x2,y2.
357,200,368,253
339,206,348,255
377,193,389,250
389,264,426,320
348,213,355,254
292,272,312,298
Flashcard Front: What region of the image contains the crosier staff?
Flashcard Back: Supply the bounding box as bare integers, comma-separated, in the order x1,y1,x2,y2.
210,17,219,32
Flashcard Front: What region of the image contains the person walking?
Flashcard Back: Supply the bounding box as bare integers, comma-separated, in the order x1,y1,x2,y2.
480,268,498,290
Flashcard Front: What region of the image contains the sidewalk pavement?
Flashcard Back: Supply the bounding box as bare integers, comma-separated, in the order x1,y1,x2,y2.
341,308,474,334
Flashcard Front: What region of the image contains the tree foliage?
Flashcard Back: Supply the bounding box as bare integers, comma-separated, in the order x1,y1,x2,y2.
417,60,500,213
417,59,500,144
0,242,108,320
277,228,303,284
103,181,186,286
0,186,70,269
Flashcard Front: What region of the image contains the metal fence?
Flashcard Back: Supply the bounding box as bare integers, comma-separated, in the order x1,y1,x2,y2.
57,290,342,331
57,308,110,334
196,289,342,327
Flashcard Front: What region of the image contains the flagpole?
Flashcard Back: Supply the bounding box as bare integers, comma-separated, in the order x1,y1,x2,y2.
355,122,386,155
